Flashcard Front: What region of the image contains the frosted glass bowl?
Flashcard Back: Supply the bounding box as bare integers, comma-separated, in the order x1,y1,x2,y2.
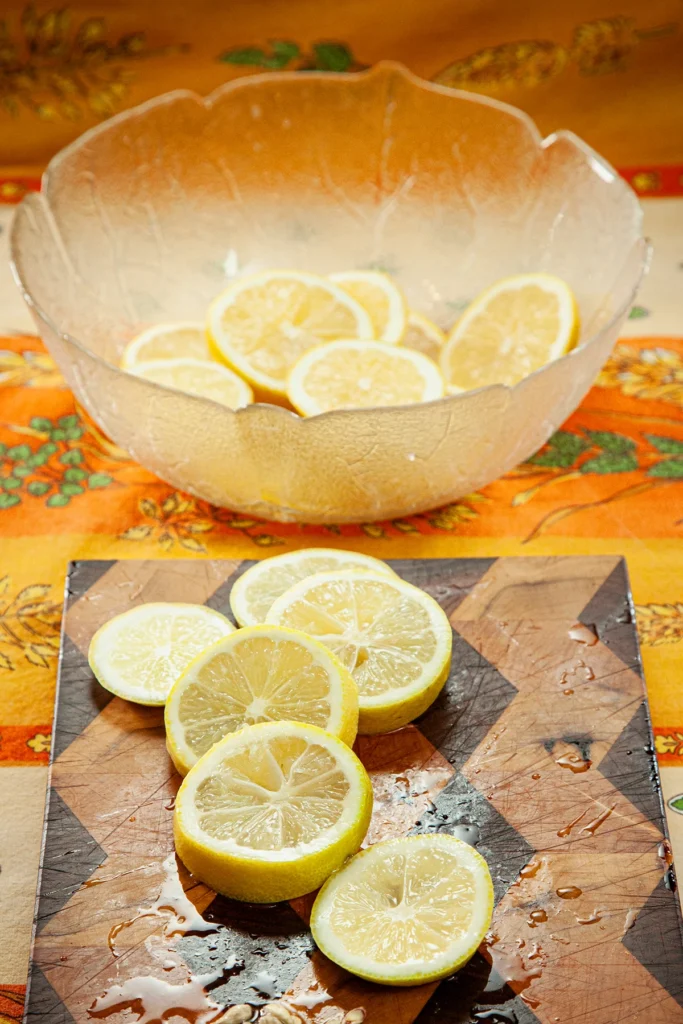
11,62,647,524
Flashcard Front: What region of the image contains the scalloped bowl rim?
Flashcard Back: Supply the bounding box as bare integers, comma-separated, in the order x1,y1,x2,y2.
10,61,648,428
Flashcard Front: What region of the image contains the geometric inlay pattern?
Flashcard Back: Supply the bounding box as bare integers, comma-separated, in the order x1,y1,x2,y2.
34,787,106,933
25,557,683,1024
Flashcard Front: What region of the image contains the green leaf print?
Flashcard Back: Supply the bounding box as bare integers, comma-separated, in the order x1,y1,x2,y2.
646,435,683,454
580,453,639,474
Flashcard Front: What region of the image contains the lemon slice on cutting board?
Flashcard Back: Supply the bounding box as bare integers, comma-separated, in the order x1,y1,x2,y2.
287,340,445,416
130,358,253,408
174,720,373,903
207,270,373,402
329,270,407,343
88,603,235,706
165,624,359,776
266,571,452,734
120,322,213,368
229,547,396,628
310,834,494,985
440,273,579,391
402,311,446,363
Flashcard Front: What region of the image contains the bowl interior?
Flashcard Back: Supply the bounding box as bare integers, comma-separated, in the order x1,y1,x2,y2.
16,64,641,367
10,64,646,524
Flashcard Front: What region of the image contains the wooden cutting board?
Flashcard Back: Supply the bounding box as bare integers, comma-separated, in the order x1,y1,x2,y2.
25,556,683,1024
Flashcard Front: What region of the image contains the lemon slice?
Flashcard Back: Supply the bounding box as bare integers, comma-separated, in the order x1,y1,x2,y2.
129,358,253,409
120,323,212,369
287,340,445,416
207,270,373,402
402,311,446,363
266,571,452,734
88,603,235,706
310,834,494,986
165,625,359,776
329,270,407,343
440,273,579,390
229,548,396,628
174,720,373,902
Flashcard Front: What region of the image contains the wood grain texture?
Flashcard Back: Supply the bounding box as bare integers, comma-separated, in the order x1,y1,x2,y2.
25,557,683,1024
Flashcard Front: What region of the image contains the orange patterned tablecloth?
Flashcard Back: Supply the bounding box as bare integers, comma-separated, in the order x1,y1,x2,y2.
0,1,682,1018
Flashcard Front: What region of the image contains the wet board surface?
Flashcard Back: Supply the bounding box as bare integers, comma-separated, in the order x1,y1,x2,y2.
26,556,683,1024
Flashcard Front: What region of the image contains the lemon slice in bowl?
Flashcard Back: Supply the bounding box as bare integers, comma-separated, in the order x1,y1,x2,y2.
174,720,373,903
440,272,579,391
266,571,452,734
165,624,359,776
229,547,396,628
120,322,212,368
129,358,253,409
310,834,494,986
207,270,373,402
329,270,407,343
88,603,235,706
402,311,446,363
287,340,445,416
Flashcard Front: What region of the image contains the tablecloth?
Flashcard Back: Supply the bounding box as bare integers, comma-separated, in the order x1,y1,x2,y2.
0,2,682,1017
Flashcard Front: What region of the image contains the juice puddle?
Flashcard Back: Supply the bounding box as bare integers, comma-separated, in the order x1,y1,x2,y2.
250,972,280,998
482,935,543,1009
108,853,216,955
289,983,333,1008
89,968,226,1023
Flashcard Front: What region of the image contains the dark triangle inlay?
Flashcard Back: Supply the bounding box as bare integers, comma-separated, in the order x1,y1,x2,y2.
417,629,518,773
413,951,542,1024
66,560,115,603
35,787,106,933
410,622,536,1023
623,877,683,1007
205,560,255,625
579,560,642,675
412,774,535,902
599,701,664,823
52,635,113,761
178,896,314,1008
389,558,497,618
25,963,76,1024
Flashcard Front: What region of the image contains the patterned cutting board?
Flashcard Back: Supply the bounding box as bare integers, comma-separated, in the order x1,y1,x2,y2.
25,556,683,1024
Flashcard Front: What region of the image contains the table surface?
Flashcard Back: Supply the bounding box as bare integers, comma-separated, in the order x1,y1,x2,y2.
0,4,682,1019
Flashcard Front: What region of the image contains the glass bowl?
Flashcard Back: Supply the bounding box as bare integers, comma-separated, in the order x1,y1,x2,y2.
10,62,647,524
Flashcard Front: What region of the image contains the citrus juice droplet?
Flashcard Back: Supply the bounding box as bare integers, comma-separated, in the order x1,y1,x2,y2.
556,886,582,900
451,823,481,846
658,839,673,865
556,754,592,774
568,623,598,646
577,910,603,925
557,811,586,838
581,805,615,836
473,1011,519,1023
